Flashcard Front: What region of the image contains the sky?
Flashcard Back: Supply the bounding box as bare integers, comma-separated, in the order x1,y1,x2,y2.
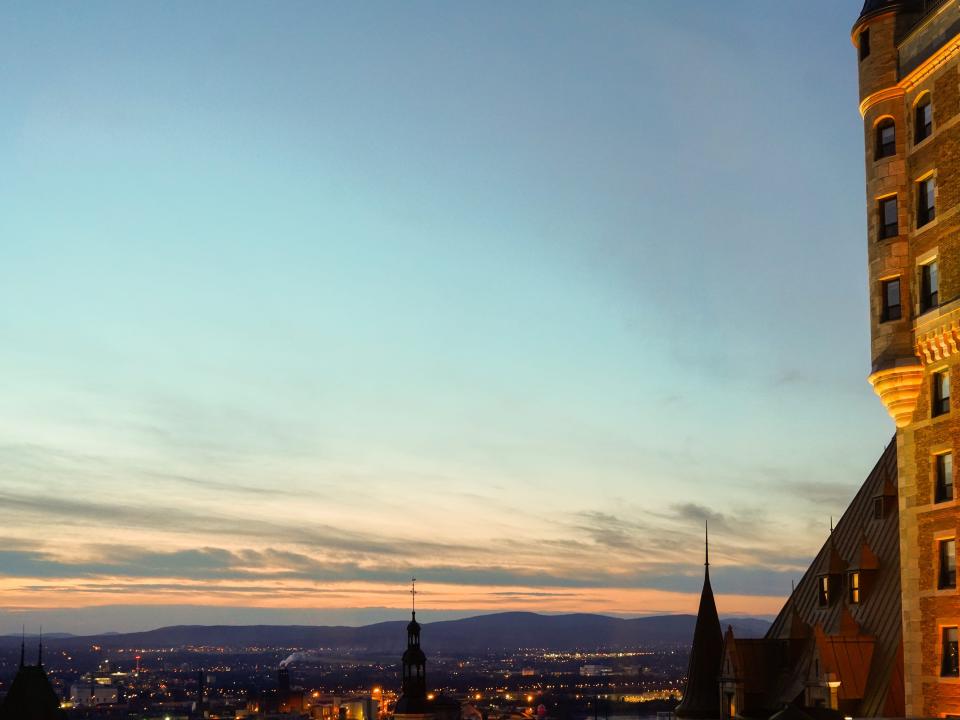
0,0,891,634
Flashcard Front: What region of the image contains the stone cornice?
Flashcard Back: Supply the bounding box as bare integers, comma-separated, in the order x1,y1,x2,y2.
860,36,960,117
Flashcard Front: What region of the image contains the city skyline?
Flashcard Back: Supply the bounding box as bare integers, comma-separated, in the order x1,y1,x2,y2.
0,1,882,633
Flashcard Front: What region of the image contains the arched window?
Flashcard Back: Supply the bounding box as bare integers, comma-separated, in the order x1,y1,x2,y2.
916,94,933,143
876,118,896,159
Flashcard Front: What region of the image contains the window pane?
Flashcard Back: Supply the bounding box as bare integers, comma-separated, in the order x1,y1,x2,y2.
884,198,897,225
938,453,954,503
944,627,959,677
940,540,957,589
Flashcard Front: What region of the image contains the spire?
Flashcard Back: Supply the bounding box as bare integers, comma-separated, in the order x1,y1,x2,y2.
675,528,724,719
411,577,417,620
705,520,710,567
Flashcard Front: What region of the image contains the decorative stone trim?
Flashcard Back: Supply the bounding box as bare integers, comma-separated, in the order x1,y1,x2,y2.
916,319,960,364
868,365,925,427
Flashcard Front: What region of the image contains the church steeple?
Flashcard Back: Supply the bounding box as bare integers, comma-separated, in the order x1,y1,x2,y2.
400,578,427,703
675,522,724,719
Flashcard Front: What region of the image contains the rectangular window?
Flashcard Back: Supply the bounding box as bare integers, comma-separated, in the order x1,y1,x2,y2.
848,571,861,604
817,575,830,607
937,452,954,503
873,496,885,520
918,177,936,227
860,29,870,61
944,627,960,677
934,370,951,417
917,98,933,143
921,260,939,312
882,278,902,322
879,196,898,239
877,121,896,159
940,539,957,589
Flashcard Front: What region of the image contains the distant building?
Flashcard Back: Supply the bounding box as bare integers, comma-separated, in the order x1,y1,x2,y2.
394,583,461,720
578,666,613,677
69,682,119,707
249,666,305,715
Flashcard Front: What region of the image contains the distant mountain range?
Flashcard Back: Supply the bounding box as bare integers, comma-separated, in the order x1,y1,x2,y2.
0,612,770,653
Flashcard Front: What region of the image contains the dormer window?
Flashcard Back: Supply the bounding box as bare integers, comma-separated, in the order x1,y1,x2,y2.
817,575,830,607
848,571,861,604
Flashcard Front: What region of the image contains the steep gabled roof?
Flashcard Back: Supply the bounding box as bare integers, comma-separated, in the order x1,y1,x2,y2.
0,665,65,720
766,438,901,717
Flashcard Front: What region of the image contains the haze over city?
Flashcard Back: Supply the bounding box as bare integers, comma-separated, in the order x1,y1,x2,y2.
0,1,882,634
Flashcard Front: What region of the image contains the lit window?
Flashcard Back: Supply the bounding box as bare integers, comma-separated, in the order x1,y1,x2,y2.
937,452,954,503
848,572,861,604
940,539,957,589
881,278,902,322
879,196,898,239
943,627,960,677
918,177,936,227
916,95,933,143
876,119,895,159
817,575,830,607
934,370,951,417
920,260,939,313
860,29,871,61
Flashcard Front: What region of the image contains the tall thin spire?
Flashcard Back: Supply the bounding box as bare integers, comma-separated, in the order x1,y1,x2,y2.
411,577,417,619
675,526,723,719
705,520,710,567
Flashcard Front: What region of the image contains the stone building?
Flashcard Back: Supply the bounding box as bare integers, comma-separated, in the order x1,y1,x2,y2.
853,0,960,716
678,3,960,716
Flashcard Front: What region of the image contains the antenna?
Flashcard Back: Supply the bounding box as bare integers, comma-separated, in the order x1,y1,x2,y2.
411,577,417,617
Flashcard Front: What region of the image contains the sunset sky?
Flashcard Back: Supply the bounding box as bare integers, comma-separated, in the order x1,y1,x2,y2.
0,1,888,634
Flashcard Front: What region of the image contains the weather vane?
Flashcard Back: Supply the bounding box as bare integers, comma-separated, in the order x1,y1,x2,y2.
411,577,417,614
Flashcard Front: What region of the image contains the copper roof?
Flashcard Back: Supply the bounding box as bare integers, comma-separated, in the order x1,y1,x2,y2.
766,438,902,717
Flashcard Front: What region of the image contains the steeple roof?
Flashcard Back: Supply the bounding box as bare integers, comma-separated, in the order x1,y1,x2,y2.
675,525,723,719
0,665,65,720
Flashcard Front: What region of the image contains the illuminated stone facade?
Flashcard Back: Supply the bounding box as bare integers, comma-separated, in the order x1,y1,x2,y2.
854,1,960,715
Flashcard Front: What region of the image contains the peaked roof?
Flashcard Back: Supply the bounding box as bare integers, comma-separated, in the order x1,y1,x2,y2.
0,665,65,720
766,438,902,717
675,549,723,719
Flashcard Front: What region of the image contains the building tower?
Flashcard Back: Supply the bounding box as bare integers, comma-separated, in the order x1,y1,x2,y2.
853,0,960,715
675,524,723,719
395,579,432,720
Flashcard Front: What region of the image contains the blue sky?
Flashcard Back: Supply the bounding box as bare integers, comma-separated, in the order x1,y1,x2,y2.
0,1,890,633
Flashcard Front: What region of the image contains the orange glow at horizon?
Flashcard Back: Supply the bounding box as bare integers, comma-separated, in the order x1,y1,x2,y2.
0,576,784,617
